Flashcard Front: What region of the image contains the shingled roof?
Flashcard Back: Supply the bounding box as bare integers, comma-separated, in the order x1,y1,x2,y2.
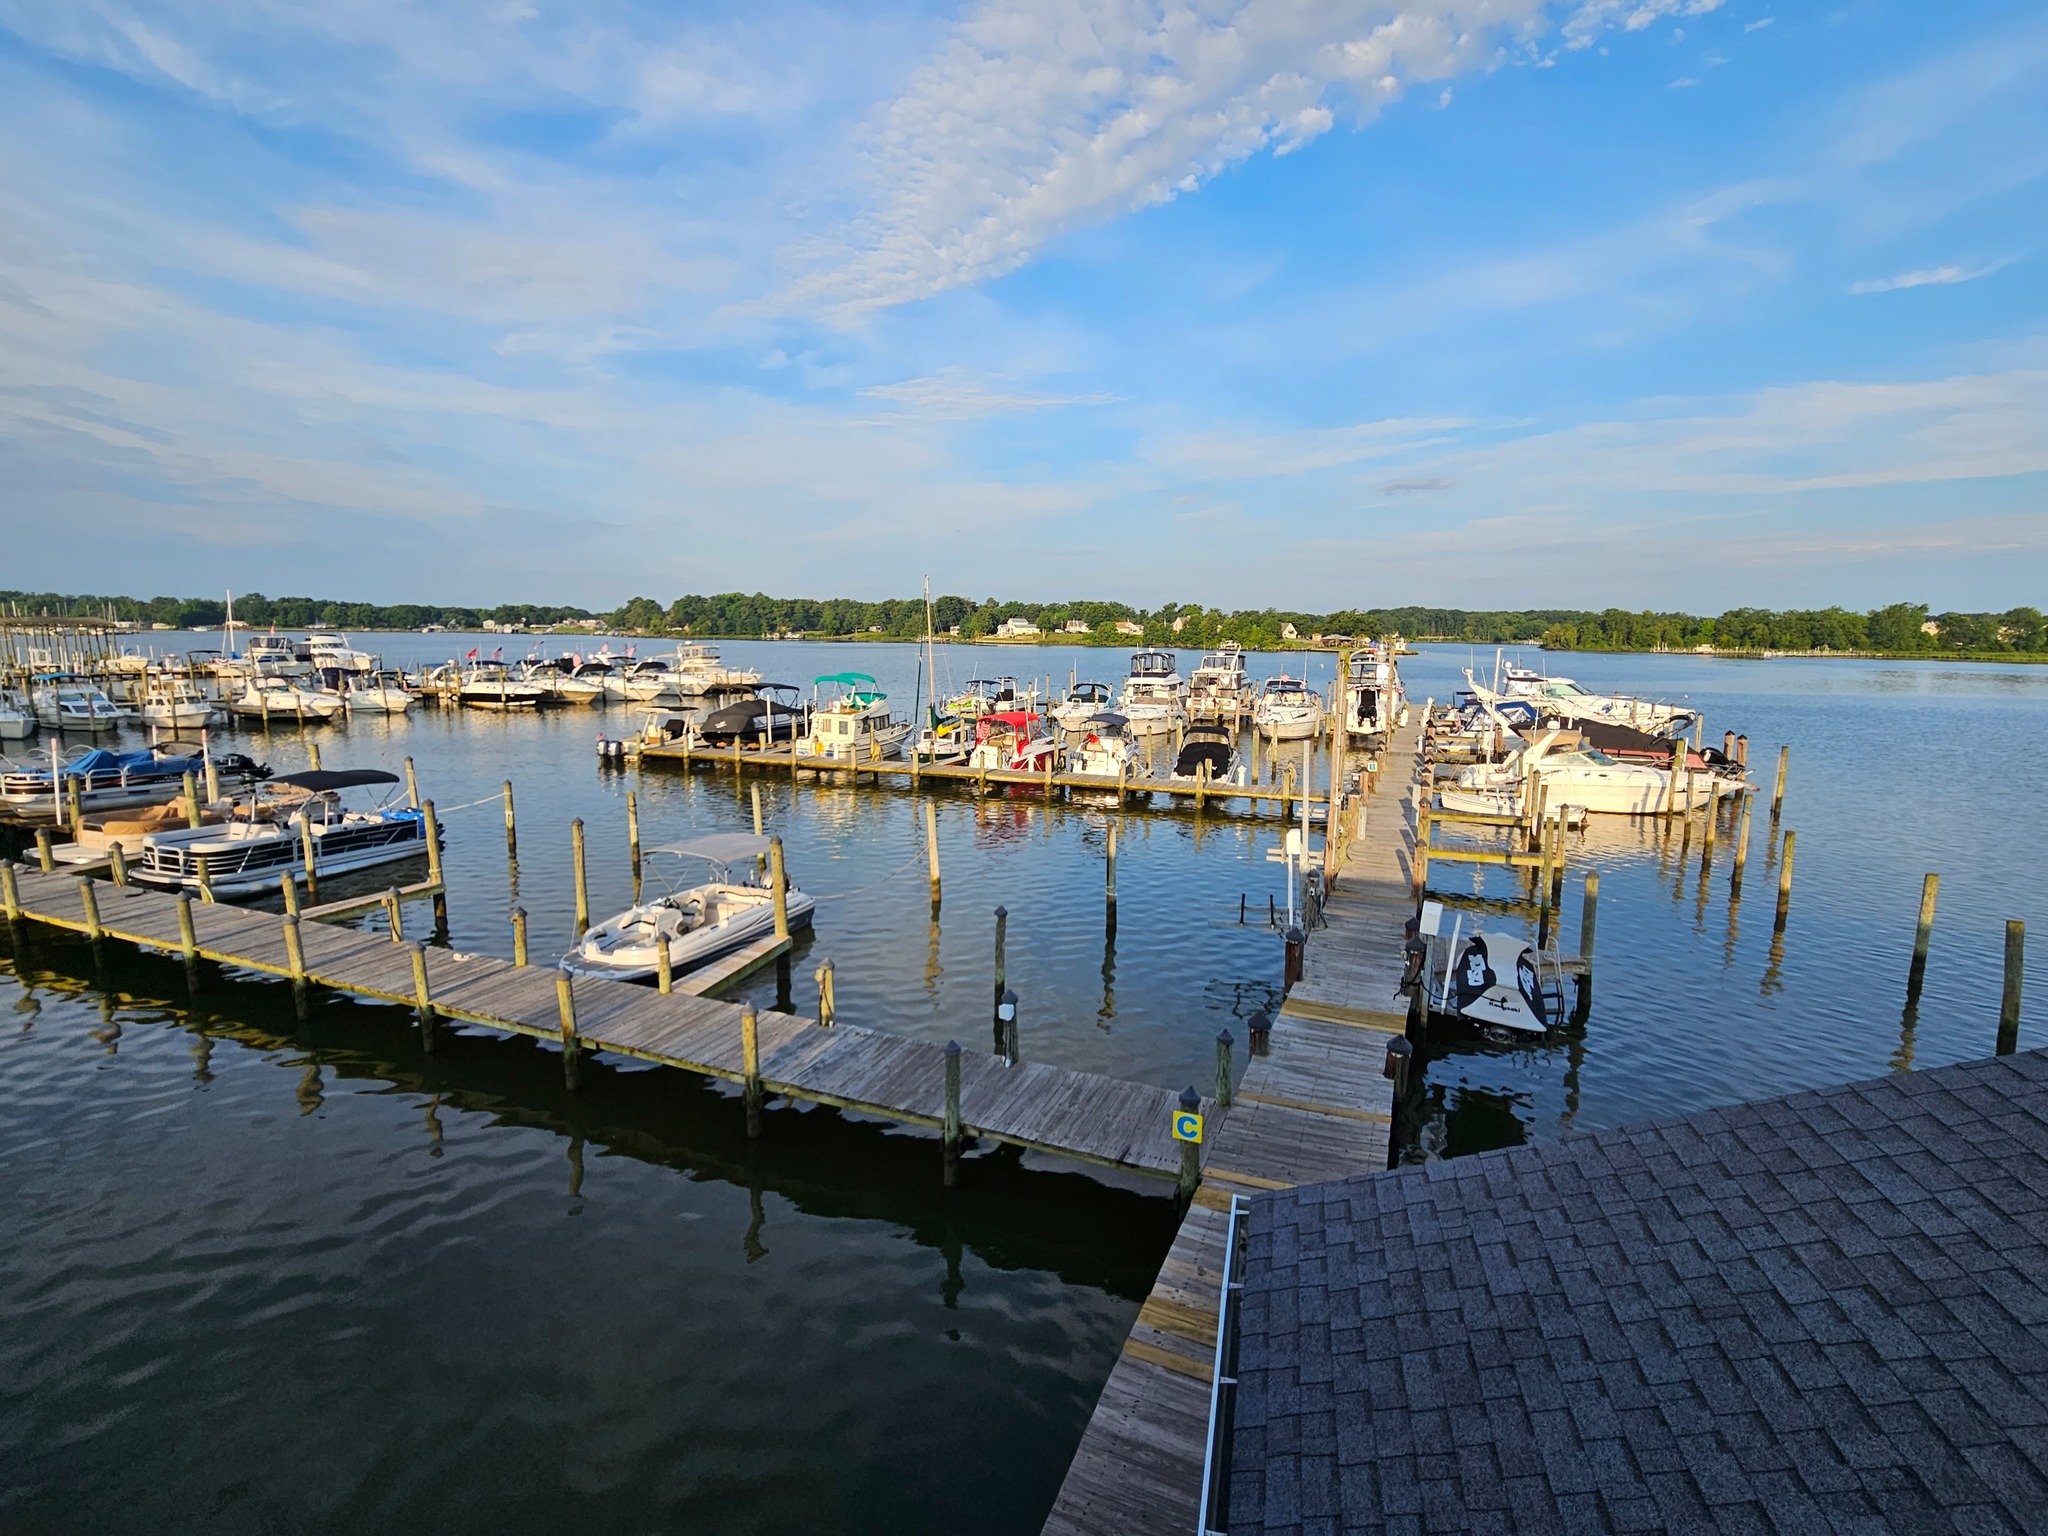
1227,1049,2048,1535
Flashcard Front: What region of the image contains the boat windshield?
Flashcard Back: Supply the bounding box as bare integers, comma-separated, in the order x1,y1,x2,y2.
1545,679,1589,697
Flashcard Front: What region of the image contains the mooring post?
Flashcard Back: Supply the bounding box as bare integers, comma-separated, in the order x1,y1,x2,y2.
0,860,19,923
108,844,128,887
502,780,517,859
1580,871,1600,975
750,783,764,838
1284,924,1305,989
422,800,446,930
571,817,589,938
1176,1086,1201,1206
512,905,529,967
307,742,322,772
182,772,202,829
816,957,835,1027
1771,745,1789,820
1279,763,1292,825
1215,1028,1234,1108
627,789,642,899
196,855,214,904
942,1040,962,1186
1000,987,1020,1064
1731,794,1752,893
203,754,221,806
992,905,1008,1022
555,974,581,1090
36,828,54,872
742,1004,762,1136
300,817,319,903
654,926,673,993
409,941,436,1052
176,891,198,969
1774,830,1796,932
1702,786,1719,863
1549,818,1567,909
279,870,299,917
763,835,789,941
403,756,419,809
1665,740,1683,820
283,913,309,1020
77,876,103,942
925,799,941,907
1248,1007,1272,1057
66,776,84,832
1413,805,1432,895
382,886,403,944
1105,824,1118,929
1906,874,1940,998
1998,920,2026,1056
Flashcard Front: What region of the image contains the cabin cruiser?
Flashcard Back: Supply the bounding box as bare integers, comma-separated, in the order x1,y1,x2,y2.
665,643,762,697
516,657,604,706
1066,713,1142,778
244,634,313,677
345,669,420,714
560,833,814,983
1170,722,1237,782
1188,643,1254,723
456,660,546,710
1413,900,1573,1038
1,744,268,815
944,677,1036,720
1489,663,1694,735
966,710,1061,772
0,688,31,740
1119,649,1186,735
697,685,810,748
306,634,377,674
138,673,221,730
226,673,346,721
129,769,432,898
1052,681,1116,731
1252,676,1324,741
801,674,911,760
30,677,131,731
1343,646,1407,743
565,654,632,701
1436,728,1734,818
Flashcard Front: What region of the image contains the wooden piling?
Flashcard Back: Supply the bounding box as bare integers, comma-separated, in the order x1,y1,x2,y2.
300,817,318,901
283,913,309,1018
816,957,835,1027
1702,787,1718,861
183,772,202,829
1176,1087,1200,1206
1412,805,1432,895
105,843,128,887
741,1004,762,1135
1665,740,1684,819
383,886,404,944
176,892,197,963
1279,763,1293,825
627,790,642,896
1732,795,1752,893
1771,745,1789,819
1998,921,2025,1055
942,1039,962,1185
1774,830,1796,932
400,756,418,809
422,800,446,929
502,780,517,858
992,905,1008,1019
195,855,214,904
656,930,673,994
1906,874,1940,995
409,941,435,1051
78,877,103,941
768,836,789,940
1002,988,1020,1064
203,755,221,806
750,783,764,837
555,974,581,1090
279,870,299,917
1580,870,1599,974
66,776,84,832
1,860,19,922
512,905,528,967
1105,824,1118,927
1215,1029,1234,1109
307,743,322,772
925,800,941,905
571,817,589,937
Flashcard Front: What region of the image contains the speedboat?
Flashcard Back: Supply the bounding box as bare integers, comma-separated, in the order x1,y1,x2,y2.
31,677,131,731
1436,728,1736,818
345,669,420,713
698,685,810,747
1414,901,1572,1039
244,634,313,677
306,634,377,674
1343,645,1407,743
911,712,973,766
517,657,604,706
1492,662,1694,735
1119,649,1186,735
801,674,910,760
1052,681,1116,731
966,710,1060,772
139,674,221,730
1252,676,1324,741
1,687,37,740
559,833,815,983
1066,712,1143,778
1187,643,1253,724
1,744,267,814
455,661,546,710
1170,722,1236,782
129,768,432,898
227,674,346,721
666,643,762,697
943,677,1035,719
569,655,632,701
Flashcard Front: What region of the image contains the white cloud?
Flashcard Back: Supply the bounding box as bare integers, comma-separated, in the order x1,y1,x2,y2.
858,369,1118,418
1848,260,2011,295
1743,16,1773,32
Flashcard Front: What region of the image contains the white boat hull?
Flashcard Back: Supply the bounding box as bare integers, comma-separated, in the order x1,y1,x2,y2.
1256,707,1323,741
346,688,418,714
560,886,816,982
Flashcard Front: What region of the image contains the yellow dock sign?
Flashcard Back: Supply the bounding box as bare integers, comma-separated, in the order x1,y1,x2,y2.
1172,1108,1204,1144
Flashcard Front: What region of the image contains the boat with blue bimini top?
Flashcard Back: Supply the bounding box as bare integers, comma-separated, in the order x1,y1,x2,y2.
560,833,815,984
0,743,268,815
128,768,433,898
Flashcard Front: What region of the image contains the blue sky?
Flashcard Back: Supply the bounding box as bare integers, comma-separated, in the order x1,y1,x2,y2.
1,0,2043,612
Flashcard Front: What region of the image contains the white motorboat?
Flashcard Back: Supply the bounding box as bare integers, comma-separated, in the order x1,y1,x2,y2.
1119,649,1186,735
139,674,222,730
943,676,1037,720
0,743,263,815
244,634,313,677
966,710,1061,772
1052,681,1116,731
0,687,35,740
1066,712,1143,778
1494,661,1693,734
801,673,911,760
345,670,420,714
1252,676,1324,741
517,658,604,706
31,677,131,731
306,633,377,674
1188,643,1254,724
226,674,345,722
1343,644,1407,742
1169,722,1238,783
1413,900,1573,1038
666,643,762,697
575,651,636,701
455,661,546,710
128,768,432,898
1436,728,1733,818
911,713,973,766
559,833,815,983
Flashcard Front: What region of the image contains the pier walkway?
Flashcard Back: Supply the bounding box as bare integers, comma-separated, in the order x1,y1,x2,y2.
1042,717,1424,1536
0,864,1205,1181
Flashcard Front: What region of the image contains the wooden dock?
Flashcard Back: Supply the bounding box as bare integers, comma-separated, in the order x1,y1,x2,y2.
1041,718,1423,1536
0,864,1207,1181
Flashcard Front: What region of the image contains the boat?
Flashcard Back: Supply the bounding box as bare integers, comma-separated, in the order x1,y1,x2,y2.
0,686,37,740
943,677,1036,719
966,710,1061,772
1435,728,1735,818
455,660,546,710
697,685,810,747
226,674,346,722
1,744,268,814
516,657,603,706
244,634,312,677
30,677,131,731
128,769,432,898
1119,649,1186,735
138,673,221,730
1170,722,1236,782
576,650,639,701
1052,681,1116,731
1492,659,1694,735
801,674,911,760
1343,644,1407,743
305,634,377,674
1413,900,1573,1038
1187,643,1253,724
666,643,762,697
1066,712,1143,778
559,833,814,983
345,669,420,714
1252,675,1324,741
48,795,227,869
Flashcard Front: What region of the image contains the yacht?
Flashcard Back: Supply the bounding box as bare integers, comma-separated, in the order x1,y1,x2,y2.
306,634,377,674
1066,712,1142,778
801,673,911,760
456,660,546,710
1493,661,1694,735
1119,649,1186,735
31,677,132,731
345,670,420,714
1437,728,1735,818
1252,676,1325,741
517,657,604,706
697,685,809,747
560,833,814,984
1052,681,1116,731
1,686,37,740
1343,645,1407,743
226,674,345,722
1187,643,1254,724
575,651,637,701
244,634,312,677
139,673,222,731
129,769,433,898
667,643,762,697
943,677,1036,719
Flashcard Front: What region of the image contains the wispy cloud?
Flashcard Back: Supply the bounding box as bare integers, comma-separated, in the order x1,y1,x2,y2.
1848,260,2011,295
858,370,1117,419
1743,17,1773,32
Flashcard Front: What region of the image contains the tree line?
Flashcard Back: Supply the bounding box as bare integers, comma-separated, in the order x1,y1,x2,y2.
0,591,597,632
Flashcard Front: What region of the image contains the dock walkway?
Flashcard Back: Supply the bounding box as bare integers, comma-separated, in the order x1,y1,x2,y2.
1041,717,1423,1536
1,865,1204,1180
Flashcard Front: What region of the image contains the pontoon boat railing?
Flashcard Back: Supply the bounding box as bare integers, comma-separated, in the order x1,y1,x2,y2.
1196,1192,1248,1535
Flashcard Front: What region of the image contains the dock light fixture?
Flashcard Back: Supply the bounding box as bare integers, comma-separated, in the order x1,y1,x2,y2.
998,988,1019,1064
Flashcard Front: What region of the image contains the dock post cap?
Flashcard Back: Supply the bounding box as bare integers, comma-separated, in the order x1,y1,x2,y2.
1178,1085,1200,1111
1217,1027,1234,1045
993,904,1007,918
996,988,1017,1022
512,904,527,918
1284,924,1304,944
944,1039,960,1058
407,939,425,955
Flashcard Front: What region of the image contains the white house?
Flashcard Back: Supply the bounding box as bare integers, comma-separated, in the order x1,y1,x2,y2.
1113,619,1145,636
997,616,1041,637
1280,622,1299,640
1062,619,1093,635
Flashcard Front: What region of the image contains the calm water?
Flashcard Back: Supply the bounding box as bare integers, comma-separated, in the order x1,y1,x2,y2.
3,635,2043,1528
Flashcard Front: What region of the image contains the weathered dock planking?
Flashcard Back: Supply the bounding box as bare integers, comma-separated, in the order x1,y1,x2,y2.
0,864,1206,1180
1041,716,1423,1536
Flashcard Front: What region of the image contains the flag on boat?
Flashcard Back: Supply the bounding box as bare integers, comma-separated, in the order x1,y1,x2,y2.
492,646,503,660
465,647,479,660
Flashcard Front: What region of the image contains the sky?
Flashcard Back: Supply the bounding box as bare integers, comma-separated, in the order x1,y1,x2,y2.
0,0,2044,614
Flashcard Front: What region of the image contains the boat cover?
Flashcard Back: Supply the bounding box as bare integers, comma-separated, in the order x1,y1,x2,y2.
649,832,773,863
271,769,403,791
